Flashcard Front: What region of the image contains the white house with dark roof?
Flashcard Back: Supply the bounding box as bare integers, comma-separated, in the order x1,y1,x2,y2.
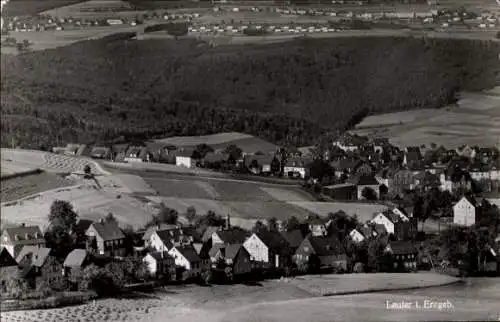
371,208,411,240
168,245,203,275
0,224,45,258
453,196,477,227
85,220,126,257
143,251,175,278
349,229,365,244
175,149,195,168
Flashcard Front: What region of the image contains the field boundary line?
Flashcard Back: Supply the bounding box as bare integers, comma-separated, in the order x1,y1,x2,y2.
1,184,86,208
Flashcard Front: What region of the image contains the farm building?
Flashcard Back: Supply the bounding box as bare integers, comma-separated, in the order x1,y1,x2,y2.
284,157,311,179
384,241,418,272
208,243,252,276
349,175,380,200
323,183,357,200
243,231,292,270
176,150,195,168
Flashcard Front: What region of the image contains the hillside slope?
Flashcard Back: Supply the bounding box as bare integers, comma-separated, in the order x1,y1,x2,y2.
1,36,498,148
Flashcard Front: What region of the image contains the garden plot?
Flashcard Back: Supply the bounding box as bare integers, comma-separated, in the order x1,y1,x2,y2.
225,200,311,221
143,178,216,199
98,174,156,195
290,202,388,223
1,184,157,230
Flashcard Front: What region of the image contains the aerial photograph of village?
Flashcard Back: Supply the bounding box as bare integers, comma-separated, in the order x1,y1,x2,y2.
0,0,499,321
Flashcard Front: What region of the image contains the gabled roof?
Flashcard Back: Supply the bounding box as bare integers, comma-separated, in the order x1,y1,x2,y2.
307,235,345,256
0,247,18,267
202,226,221,242
255,231,291,254
87,221,125,241
155,227,187,249
142,224,179,241
349,174,379,186
386,241,418,255
243,154,275,165
225,244,245,260
147,251,173,262
63,249,89,267
3,225,45,245
208,244,224,259
456,195,478,208
174,245,201,264
72,219,93,236
358,226,373,238
280,230,304,249
330,158,361,171
285,157,312,168
16,246,52,267
215,229,249,244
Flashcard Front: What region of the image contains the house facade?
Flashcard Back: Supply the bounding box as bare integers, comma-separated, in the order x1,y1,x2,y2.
453,196,477,227
168,245,203,275
243,232,290,269
284,157,311,179
349,229,365,244
85,220,126,257
143,251,175,278
209,244,252,276
384,241,418,272
295,235,347,272
0,247,19,295
1,225,46,258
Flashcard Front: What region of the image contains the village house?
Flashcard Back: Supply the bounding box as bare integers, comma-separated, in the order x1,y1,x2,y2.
349,174,380,200
284,157,311,179
147,226,194,252
1,224,46,258
349,228,365,244
124,146,150,163
208,243,252,276
90,146,112,159
308,218,329,237
453,196,477,227
202,226,221,243
455,145,476,160
85,220,126,257
212,228,249,245
414,171,441,191
389,169,416,197
244,154,275,175
323,183,357,200
110,144,129,162
168,245,204,276
64,143,89,157
280,230,305,252
0,247,19,294
441,166,473,193
371,137,389,154
202,152,230,169
63,249,90,280
384,241,418,272
175,149,195,168
333,134,367,152
243,231,292,270
403,147,422,167
294,235,347,272
331,158,362,178
16,246,57,289
143,251,176,279
371,208,412,240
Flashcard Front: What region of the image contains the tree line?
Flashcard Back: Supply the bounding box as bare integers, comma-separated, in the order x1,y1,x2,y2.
1,36,498,150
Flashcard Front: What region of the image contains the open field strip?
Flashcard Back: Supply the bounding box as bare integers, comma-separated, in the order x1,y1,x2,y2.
1,172,74,203
154,132,253,146
103,160,218,176
97,174,157,195
1,149,108,175
288,273,460,296
1,184,157,229
1,273,473,322
290,201,388,223
260,187,313,202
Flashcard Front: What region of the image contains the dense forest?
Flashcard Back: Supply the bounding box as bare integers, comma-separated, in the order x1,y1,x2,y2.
1,36,499,149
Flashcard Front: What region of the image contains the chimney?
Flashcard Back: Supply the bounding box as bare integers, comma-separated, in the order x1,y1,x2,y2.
225,214,230,230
